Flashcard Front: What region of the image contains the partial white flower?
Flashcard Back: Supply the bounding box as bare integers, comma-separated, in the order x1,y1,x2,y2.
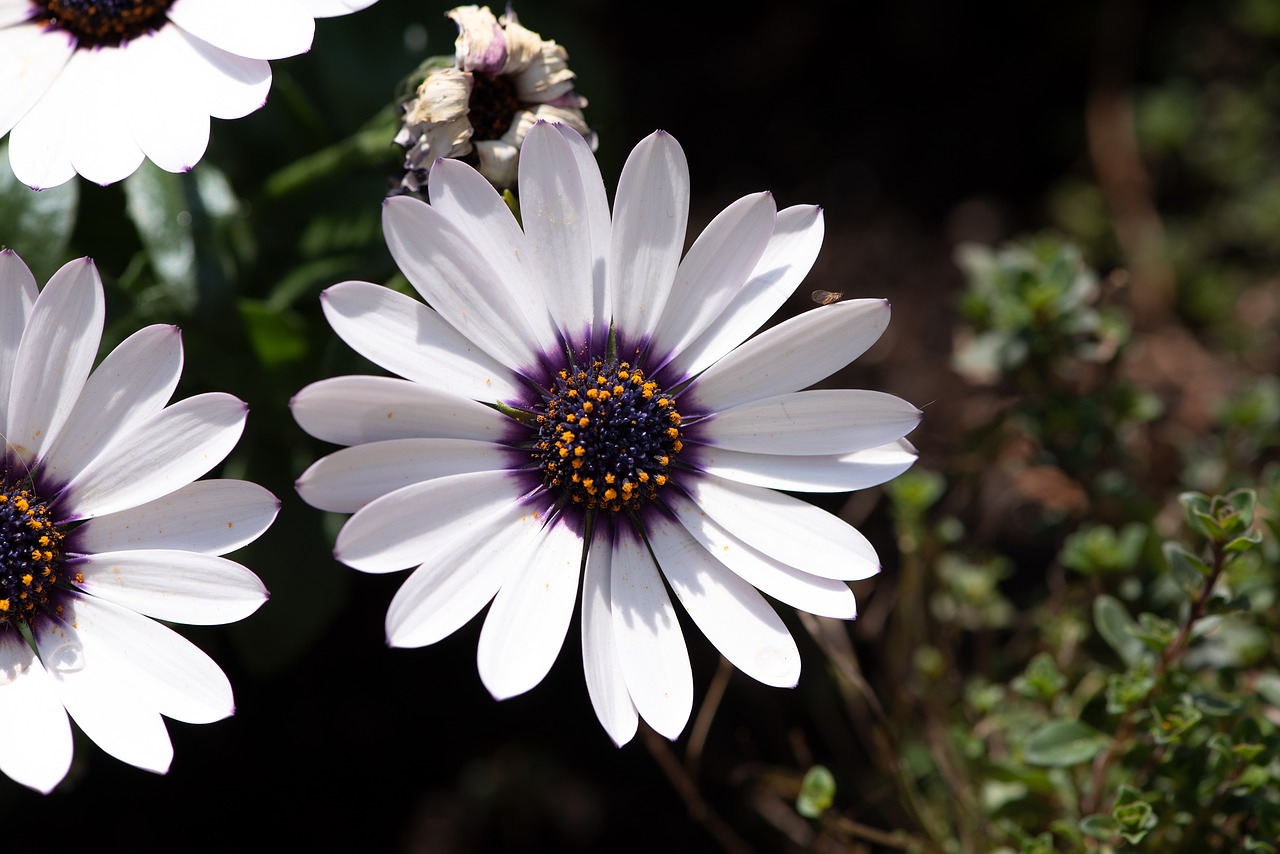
395,5,593,191
293,123,920,745
0,250,276,792
0,0,381,189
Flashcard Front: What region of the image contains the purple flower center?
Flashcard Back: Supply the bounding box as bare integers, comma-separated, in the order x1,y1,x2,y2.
533,358,684,514
33,0,174,47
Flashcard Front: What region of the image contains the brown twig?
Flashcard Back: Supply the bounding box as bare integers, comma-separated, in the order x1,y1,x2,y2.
1081,541,1228,815
1085,0,1176,325
640,723,756,854
686,655,734,781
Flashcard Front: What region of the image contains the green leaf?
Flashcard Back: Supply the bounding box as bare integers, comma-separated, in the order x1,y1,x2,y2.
1013,652,1068,700
1024,720,1109,767
1094,595,1147,666
796,765,836,819
0,140,79,282
124,161,198,311
1079,814,1119,840
1112,786,1158,844
1163,541,1208,593
237,300,309,367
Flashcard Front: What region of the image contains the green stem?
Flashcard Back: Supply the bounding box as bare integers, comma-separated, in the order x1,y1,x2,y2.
257,106,402,203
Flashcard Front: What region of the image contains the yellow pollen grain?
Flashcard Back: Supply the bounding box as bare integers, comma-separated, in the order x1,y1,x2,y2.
0,600,8,612
578,417,589,428
571,459,583,469
15,497,29,512
604,488,617,502
558,448,569,458
638,471,650,482
560,431,575,442
586,388,599,399
656,474,668,485
667,427,679,438
574,447,585,457
604,473,615,484
21,574,32,586
612,385,624,395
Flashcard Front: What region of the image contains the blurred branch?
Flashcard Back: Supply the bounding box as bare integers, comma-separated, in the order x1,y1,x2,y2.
686,655,733,781
640,724,756,854
1086,0,1176,325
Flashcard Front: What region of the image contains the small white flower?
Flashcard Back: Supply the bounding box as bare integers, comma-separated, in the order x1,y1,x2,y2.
395,5,593,191
293,124,920,745
0,250,276,792
0,0,381,189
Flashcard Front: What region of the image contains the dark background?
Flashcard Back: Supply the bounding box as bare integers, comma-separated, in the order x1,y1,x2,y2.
0,0,1195,849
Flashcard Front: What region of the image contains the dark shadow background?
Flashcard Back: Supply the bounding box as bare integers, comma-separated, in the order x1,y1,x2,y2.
0,0,1197,850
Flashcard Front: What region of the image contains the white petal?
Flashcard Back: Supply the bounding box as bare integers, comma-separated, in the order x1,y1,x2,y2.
70,479,280,555
385,492,557,647
477,518,583,699
385,192,551,373
426,158,562,359
0,2,37,27
665,205,825,382
320,280,524,402
0,628,73,793
609,131,690,352
120,32,209,172
34,610,173,773
297,438,520,513
649,192,776,370
168,0,314,60
683,473,881,581
39,324,182,488
687,299,891,412
5,40,79,189
171,24,272,120
0,249,39,438
40,593,231,726
6,258,104,465
554,123,612,347
688,439,918,493
335,469,532,573
518,121,594,347
664,490,857,619
610,523,692,740
68,48,146,186
57,393,247,521
580,523,639,746
290,375,515,447
71,550,269,626
0,24,73,138
693,389,921,455
647,513,800,687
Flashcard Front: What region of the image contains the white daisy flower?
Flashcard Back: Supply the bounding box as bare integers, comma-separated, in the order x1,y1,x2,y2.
395,4,593,192
292,123,920,745
0,250,276,793
0,0,381,189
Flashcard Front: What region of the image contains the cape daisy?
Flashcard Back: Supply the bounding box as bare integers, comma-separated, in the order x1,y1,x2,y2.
292,123,920,744
0,0,380,189
0,251,275,792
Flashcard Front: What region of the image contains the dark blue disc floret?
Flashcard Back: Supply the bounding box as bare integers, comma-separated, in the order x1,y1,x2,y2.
533,357,684,514
0,471,66,626
33,0,174,47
